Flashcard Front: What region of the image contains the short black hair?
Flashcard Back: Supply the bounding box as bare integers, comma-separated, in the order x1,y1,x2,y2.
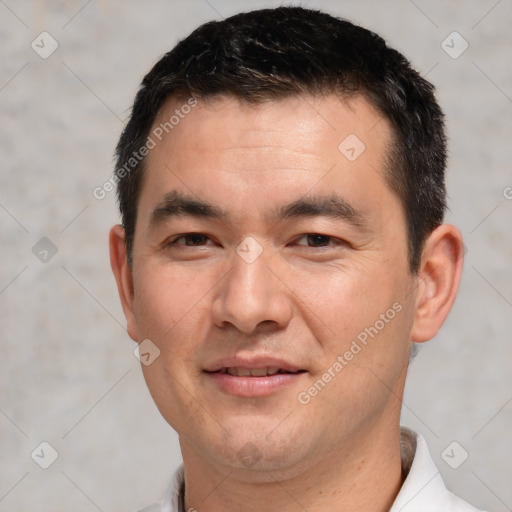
115,6,447,272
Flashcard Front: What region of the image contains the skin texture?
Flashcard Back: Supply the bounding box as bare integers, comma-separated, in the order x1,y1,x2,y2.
110,94,464,511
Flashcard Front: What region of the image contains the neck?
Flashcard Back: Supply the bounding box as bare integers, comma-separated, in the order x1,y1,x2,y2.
181,419,404,512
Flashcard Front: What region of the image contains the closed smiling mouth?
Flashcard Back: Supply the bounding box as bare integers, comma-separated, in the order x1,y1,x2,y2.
207,367,307,377
203,356,308,396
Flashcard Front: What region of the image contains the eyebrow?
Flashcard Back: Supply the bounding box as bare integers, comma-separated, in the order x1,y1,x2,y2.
149,190,367,229
150,190,227,226
274,194,367,229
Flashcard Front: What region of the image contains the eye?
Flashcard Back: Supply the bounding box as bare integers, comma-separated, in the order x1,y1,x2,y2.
295,234,341,247
167,233,212,247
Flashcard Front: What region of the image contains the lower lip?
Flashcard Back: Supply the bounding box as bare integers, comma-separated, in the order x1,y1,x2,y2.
204,371,306,397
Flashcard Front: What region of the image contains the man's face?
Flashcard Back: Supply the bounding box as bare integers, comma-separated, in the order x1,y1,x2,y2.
126,94,417,474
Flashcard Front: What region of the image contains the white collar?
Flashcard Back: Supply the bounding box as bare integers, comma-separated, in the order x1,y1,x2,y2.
391,428,483,511
141,428,484,512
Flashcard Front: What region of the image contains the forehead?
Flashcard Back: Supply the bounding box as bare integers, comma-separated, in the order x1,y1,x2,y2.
140,93,396,220
150,93,390,161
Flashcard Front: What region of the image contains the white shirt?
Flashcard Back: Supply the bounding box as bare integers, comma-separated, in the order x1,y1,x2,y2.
139,428,485,512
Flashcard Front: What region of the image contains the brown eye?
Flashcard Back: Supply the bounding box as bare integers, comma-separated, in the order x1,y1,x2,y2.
292,233,347,250
171,234,210,246
306,234,332,247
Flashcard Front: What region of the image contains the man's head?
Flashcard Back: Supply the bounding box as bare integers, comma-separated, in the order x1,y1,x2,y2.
110,6,463,481
115,6,447,273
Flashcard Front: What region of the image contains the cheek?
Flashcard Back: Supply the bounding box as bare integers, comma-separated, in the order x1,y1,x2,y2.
132,262,209,339
294,260,403,341
133,265,212,425
295,260,413,398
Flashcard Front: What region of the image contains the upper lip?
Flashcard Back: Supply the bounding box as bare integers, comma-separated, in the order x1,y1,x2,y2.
204,355,305,373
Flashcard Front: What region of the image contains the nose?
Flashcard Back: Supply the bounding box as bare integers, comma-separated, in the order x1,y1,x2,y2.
211,244,293,334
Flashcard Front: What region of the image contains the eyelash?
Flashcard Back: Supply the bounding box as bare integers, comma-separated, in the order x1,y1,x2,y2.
165,233,345,248
293,234,345,248
166,233,214,247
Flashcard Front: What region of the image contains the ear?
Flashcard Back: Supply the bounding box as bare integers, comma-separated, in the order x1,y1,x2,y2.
410,224,464,343
109,225,138,342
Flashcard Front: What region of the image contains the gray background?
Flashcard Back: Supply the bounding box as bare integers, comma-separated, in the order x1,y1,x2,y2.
1,1,511,511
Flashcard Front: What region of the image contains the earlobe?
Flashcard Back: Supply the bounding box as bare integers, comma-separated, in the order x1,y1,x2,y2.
410,224,464,343
109,225,139,342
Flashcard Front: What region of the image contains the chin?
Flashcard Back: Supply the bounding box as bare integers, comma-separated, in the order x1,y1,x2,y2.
200,417,310,474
